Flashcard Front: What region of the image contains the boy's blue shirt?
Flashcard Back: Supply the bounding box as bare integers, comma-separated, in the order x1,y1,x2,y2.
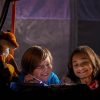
44,72,60,85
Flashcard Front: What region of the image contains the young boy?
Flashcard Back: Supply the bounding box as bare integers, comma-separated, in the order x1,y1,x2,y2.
20,45,60,86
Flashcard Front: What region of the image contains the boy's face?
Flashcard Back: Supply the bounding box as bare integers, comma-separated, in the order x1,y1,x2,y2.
32,56,52,81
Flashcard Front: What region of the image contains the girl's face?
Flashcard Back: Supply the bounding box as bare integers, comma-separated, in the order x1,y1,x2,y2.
32,57,52,81
72,53,93,80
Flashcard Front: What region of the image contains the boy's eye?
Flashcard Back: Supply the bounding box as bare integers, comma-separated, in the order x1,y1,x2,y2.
37,63,51,69
46,63,51,67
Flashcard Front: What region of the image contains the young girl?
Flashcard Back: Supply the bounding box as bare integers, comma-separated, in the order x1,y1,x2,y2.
62,45,100,90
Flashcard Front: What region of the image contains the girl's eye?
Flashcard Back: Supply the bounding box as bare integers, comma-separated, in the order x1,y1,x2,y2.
73,64,78,68
82,61,89,65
